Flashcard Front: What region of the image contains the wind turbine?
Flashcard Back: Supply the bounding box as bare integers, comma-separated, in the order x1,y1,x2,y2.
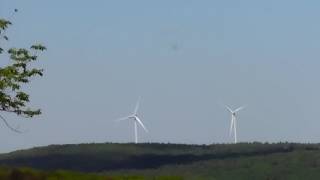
116,98,148,143
226,105,245,143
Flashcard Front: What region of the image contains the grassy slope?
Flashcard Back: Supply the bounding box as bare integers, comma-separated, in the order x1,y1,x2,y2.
0,143,320,179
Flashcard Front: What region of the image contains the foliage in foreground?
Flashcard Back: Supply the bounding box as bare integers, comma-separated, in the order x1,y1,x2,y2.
0,14,46,119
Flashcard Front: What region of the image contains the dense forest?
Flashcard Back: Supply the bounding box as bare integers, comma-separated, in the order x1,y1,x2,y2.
0,143,320,179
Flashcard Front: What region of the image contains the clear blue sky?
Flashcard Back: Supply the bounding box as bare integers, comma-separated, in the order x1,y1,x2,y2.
0,0,320,153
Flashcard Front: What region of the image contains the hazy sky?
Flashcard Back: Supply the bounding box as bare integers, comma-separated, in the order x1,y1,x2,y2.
1,0,320,153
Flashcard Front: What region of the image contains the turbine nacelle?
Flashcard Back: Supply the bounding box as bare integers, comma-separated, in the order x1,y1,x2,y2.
128,115,137,119
226,105,245,114
125,115,148,133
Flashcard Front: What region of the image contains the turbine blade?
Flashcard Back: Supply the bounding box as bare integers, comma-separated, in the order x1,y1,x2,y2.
115,116,131,122
225,106,233,113
234,106,246,112
135,117,148,133
133,98,140,115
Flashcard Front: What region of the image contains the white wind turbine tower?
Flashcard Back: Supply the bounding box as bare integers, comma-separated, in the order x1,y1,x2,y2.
116,98,148,143
226,106,245,144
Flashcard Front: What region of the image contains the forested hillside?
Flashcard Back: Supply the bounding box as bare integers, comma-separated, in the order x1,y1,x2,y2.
0,143,320,179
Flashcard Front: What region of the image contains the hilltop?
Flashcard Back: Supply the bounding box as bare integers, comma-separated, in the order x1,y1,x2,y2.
0,143,320,179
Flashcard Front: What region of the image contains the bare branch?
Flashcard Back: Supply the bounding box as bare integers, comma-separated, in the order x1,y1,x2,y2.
0,114,23,133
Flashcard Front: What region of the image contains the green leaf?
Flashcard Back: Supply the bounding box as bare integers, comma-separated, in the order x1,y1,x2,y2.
31,44,46,51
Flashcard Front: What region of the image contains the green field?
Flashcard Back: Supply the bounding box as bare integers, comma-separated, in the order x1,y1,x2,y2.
0,143,320,179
